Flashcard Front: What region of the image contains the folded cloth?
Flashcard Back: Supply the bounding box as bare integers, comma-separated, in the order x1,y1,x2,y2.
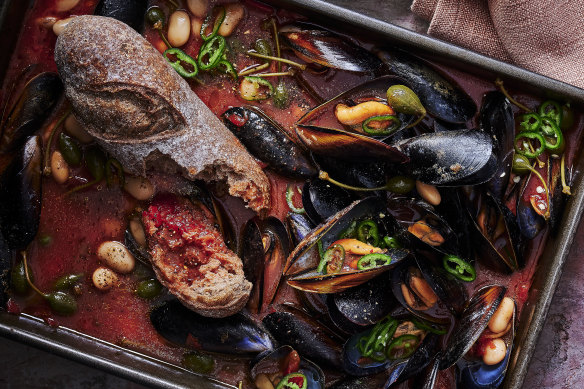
411,0,584,89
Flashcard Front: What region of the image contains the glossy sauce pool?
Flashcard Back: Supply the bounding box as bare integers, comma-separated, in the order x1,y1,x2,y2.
1,0,583,387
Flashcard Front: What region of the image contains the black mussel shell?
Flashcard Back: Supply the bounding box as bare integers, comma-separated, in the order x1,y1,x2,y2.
251,345,325,389
458,347,512,389
263,310,344,370
396,129,497,186
479,91,514,160
440,285,506,369
280,23,383,73
329,374,390,389
327,274,399,333
150,299,274,355
302,178,354,225
375,49,476,123
434,188,474,260
313,154,388,190
287,212,314,246
415,256,467,315
384,332,439,386
0,136,42,250
467,190,523,273
94,0,148,31
1,72,62,153
222,106,317,179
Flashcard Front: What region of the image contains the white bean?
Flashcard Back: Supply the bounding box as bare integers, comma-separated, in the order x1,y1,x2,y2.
124,175,155,201
482,338,507,365
191,18,203,39
254,374,275,389
92,267,119,291
64,114,93,143
52,16,75,36
218,3,245,37
97,241,135,274
50,151,69,184
416,180,441,206
488,296,514,334
129,219,147,247
168,10,191,47
56,0,80,12
187,0,208,18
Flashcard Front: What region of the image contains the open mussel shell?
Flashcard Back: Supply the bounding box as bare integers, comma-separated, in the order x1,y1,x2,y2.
285,197,408,293
222,106,317,179
384,332,439,386
287,212,314,246
1,72,62,153
302,178,354,225
0,136,42,250
396,129,498,186
439,285,506,370
466,190,523,273
479,91,514,159
94,0,148,31
327,274,399,333
375,49,476,123
390,257,462,322
280,23,383,73
251,345,325,389
458,299,516,388
243,217,291,312
263,310,344,370
150,299,274,355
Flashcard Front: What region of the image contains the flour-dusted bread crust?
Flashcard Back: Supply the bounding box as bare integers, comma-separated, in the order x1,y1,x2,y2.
54,15,270,213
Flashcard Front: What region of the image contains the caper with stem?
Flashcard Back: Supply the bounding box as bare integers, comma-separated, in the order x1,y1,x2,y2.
318,171,415,194
386,85,426,128
135,278,163,299
146,6,172,48
11,259,32,295
58,132,82,166
21,251,78,316
182,351,215,374
273,81,289,109
54,273,84,291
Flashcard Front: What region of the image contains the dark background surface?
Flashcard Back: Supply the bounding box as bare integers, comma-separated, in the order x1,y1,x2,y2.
1,1,582,388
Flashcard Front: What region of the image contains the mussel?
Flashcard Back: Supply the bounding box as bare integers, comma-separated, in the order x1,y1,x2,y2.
284,197,408,293
395,129,498,186
94,0,148,31
0,72,62,153
0,136,42,250
150,299,274,355
280,23,383,74
222,107,317,179
263,310,344,370
251,346,325,389
440,285,506,369
375,49,476,123
302,178,354,225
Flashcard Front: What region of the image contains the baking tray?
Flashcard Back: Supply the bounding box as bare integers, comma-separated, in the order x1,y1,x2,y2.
1,1,584,388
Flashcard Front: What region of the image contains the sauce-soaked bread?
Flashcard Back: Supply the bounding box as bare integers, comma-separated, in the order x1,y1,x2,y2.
143,195,251,317
54,15,270,213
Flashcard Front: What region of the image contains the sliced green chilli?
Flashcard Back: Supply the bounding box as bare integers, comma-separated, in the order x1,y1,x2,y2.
442,254,476,282
362,115,401,136
514,131,545,159
357,253,392,270
163,48,199,78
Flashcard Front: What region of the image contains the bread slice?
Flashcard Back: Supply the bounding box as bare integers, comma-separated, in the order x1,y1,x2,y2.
54,15,270,213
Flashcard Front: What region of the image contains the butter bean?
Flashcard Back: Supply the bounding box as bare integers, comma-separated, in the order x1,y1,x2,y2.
56,0,80,12
52,17,74,36
124,175,155,201
50,151,69,184
97,241,135,274
218,3,245,37
92,267,118,291
482,338,507,365
416,180,441,206
254,374,275,389
64,114,93,143
488,296,514,334
191,18,203,39
168,10,191,47
187,0,208,18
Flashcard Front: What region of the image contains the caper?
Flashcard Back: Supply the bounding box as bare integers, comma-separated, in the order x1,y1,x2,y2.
182,351,215,374
58,132,82,166
135,278,163,299
386,85,426,117
512,153,531,175
46,291,78,316
11,260,32,295
254,38,272,58
54,273,84,291
273,81,289,109
85,146,106,181
386,176,415,194
146,6,166,30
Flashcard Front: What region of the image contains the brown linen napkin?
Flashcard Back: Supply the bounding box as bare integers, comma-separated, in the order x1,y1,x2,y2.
411,0,584,89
